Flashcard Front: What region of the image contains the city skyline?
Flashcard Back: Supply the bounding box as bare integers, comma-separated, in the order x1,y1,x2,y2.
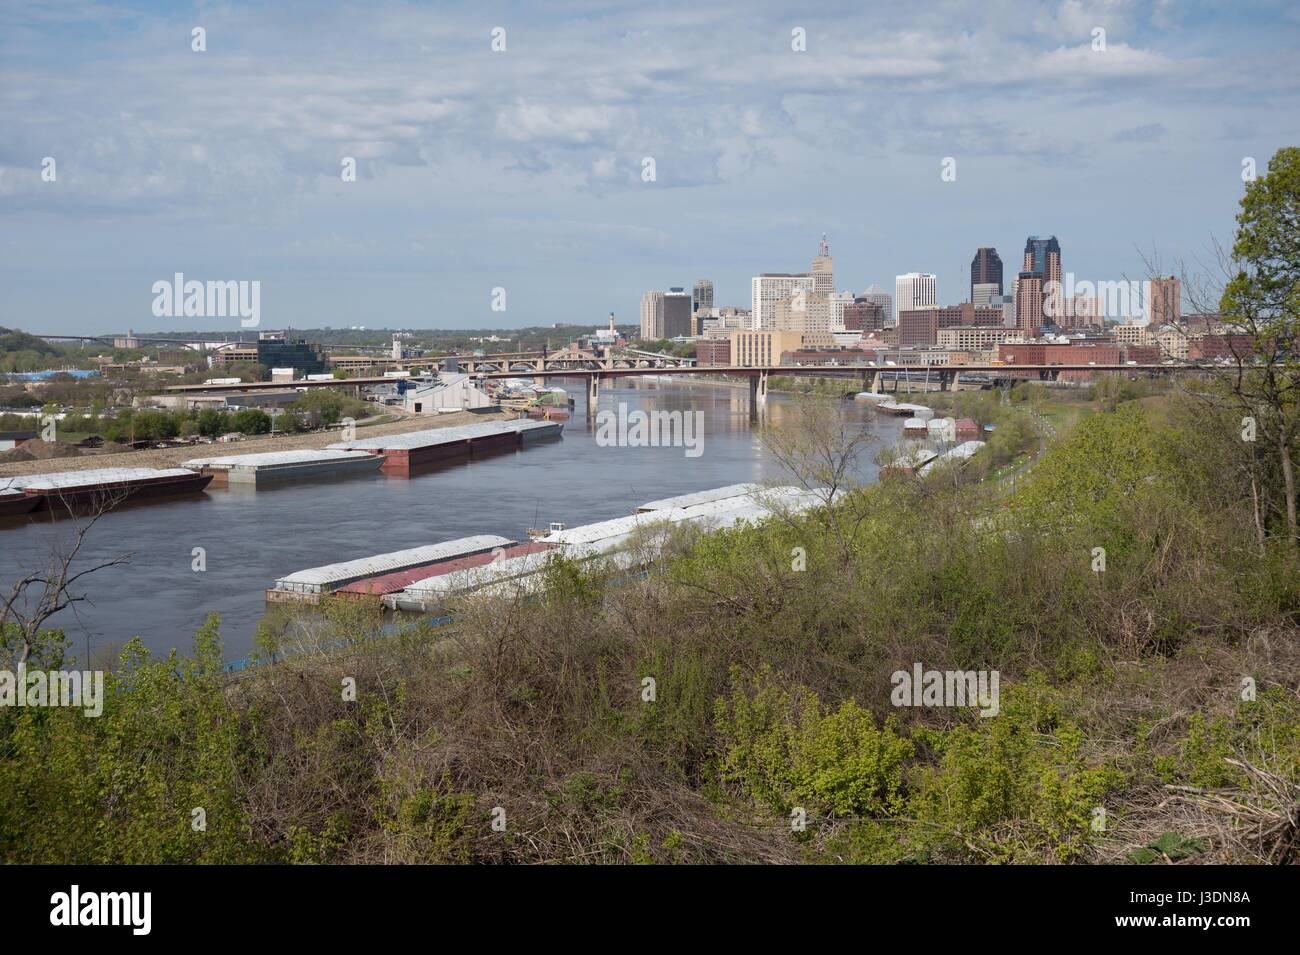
2,1,1298,334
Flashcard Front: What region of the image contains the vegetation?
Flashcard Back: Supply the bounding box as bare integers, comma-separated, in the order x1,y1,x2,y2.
3,385,1298,864
1,149,1296,865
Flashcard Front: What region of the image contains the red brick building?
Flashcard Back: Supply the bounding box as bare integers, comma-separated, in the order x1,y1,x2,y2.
694,339,731,367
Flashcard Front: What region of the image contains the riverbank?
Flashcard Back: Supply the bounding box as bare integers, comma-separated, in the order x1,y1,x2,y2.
0,408,513,478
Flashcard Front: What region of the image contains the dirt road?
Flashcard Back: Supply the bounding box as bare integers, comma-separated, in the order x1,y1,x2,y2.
0,409,515,478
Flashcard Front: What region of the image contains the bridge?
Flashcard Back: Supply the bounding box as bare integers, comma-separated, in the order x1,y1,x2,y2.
164,362,1214,420
477,362,1216,420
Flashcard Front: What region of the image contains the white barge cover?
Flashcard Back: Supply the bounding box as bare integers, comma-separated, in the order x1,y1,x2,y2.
637,483,764,512
327,419,559,452
273,534,514,594
15,467,198,490
182,449,378,470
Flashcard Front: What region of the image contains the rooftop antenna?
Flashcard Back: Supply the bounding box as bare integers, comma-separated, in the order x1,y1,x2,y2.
819,233,829,257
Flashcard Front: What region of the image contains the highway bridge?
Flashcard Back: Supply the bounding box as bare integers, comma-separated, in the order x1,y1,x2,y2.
164,361,1215,422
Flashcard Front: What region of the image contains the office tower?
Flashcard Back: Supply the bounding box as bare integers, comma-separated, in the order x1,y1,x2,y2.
970,248,1003,303
811,234,834,297
1150,275,1181,326
664,287,693,338
895,273,937,314
640,290,665,340
842,298,887,332
1022,236,1062,289
860,284,894,324
692,279,714,314
751,273,814,330
1015,273,1044,331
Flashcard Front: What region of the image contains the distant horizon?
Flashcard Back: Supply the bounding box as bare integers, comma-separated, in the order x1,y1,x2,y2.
3,1,1297,334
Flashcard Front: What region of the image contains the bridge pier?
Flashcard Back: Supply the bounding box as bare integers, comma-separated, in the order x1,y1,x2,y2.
587,374,601,417
748,371,769,423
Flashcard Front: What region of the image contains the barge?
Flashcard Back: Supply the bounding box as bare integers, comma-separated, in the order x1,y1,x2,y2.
181,448,385,487
266,533,514,604
1,467,213,512
326,419,563,476
636,483,764,513
876,402,934,418
334,540,555,598
0,485,42,518
384,486,834,612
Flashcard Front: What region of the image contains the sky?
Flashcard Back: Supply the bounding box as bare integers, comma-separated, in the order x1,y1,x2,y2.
1,0,1298,335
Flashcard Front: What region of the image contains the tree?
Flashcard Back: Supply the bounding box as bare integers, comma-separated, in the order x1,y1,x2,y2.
1219,147,1300,543
1,503,131,672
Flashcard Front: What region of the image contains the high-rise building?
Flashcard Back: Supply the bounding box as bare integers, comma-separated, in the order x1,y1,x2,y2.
895,273,937,314
1149,275,1181,326
860,284,894,324
751,273,814,331
692,279,714,315
773,293,837,348
811,234,834,297
664,287,693,338
1015,273,1044,332
640,290,665,340
1022,236,1062,287
1015,236,1061,334
641,288,694,339
970,248,1003,303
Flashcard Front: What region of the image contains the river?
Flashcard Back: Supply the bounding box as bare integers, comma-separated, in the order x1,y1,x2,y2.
0,378,903,662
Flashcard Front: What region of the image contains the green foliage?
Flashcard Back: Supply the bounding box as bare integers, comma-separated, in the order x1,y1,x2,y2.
715,667,913,818
0,614,270,863
1128,831,1209,864
909,678,1117,862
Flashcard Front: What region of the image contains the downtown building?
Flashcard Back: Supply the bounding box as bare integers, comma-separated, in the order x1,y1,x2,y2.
897,303,1004,347
750,236,836,331
639,287,694,340
1015,236,1061,333
859,284,894,324
895,273,938,316
692,279,714,316
970,247,1003,307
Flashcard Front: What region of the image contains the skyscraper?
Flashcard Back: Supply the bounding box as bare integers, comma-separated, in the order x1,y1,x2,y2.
811,234,834,297
1022,236,1062,288
692,279,714,315
970,247,1003,305
642,288,694,339
1015,273,1044,332
860,284,894,324
1016,236,1061,332
640,290,665,340
664,287,693,338
1149,275,1181,326
895,273,937,315
751,273,814,331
